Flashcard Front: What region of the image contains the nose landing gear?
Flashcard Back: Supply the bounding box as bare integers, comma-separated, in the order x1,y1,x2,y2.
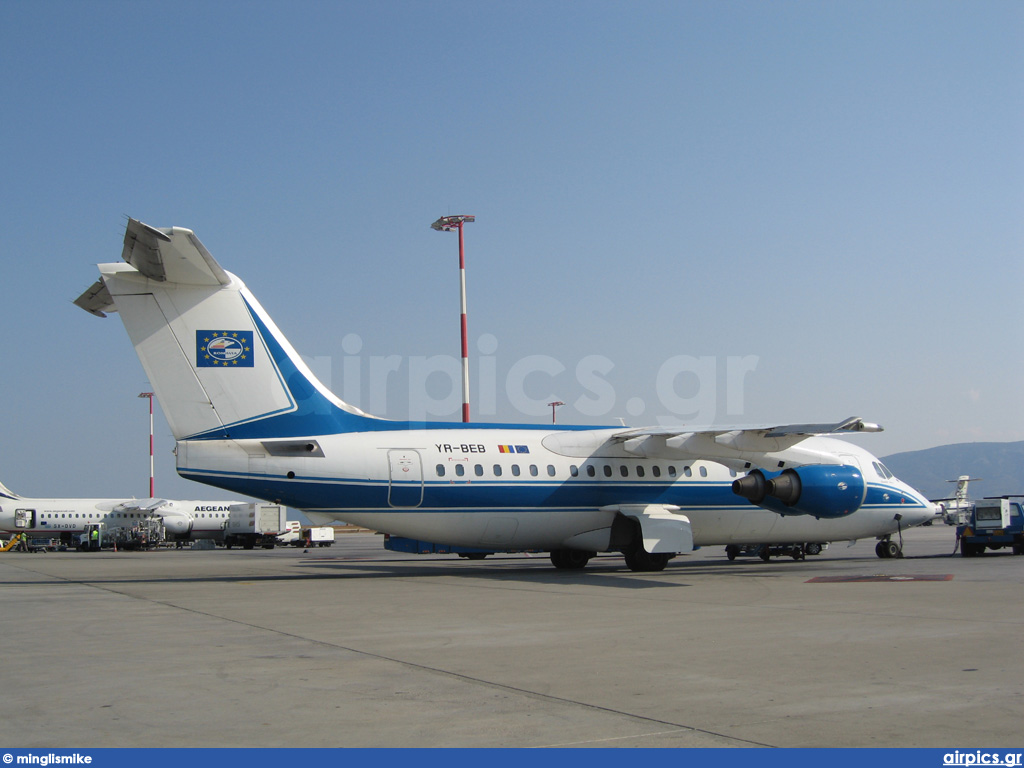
875,537,902,559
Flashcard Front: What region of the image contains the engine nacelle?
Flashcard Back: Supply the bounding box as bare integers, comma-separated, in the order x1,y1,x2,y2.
159,510,195,536
732,465,866,519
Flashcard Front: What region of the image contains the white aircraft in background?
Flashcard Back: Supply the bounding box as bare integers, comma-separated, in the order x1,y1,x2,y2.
75,218,937,571
0,478,240,545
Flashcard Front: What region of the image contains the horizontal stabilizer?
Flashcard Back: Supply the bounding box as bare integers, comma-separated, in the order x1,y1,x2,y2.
121,218,230,286
73,279,115,317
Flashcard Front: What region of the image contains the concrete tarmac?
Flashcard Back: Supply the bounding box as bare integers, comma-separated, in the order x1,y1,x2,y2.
1,525,1021,748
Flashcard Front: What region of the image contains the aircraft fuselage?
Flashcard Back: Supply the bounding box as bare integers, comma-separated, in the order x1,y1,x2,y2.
177,429,934,552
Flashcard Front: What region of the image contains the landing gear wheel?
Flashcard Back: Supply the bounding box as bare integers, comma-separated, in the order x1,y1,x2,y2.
725,545,739,561
804,543,822,556
549,549,593,570
459,552,488,560
623,550,672,572
759,546,771,562
876,540,901,559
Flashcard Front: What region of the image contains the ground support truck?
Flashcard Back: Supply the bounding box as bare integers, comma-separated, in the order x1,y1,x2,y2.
958,498,1024,556
224,503,287,549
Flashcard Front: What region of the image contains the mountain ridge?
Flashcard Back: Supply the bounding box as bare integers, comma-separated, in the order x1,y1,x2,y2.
882,440,1024,501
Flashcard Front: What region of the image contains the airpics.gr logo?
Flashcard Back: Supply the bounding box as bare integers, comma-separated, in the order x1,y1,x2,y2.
197,331,254,367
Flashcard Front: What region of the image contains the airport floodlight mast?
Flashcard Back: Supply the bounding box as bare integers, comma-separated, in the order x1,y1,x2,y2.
548,401,564,424
431,214,475,422
138,392,155,497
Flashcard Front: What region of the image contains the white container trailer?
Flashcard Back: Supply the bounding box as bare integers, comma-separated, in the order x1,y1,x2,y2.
304,526,335,547
224,503,287,549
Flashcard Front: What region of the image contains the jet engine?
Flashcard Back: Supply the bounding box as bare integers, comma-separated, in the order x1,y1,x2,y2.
158,510,195,537
732,465,866,519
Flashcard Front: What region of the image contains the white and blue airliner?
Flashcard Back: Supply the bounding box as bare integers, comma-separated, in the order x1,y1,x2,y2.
74,219,937,571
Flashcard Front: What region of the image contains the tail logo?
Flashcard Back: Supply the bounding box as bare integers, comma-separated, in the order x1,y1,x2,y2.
197,331,254,367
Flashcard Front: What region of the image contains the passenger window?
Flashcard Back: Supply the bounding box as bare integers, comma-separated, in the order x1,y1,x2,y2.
529,465,539,477
603,465,613,478
474,464,483,477
620,465,629,478
636,465,645,478
684,466,692,478
512,465,521,477
586,465,596,477
547,465,556,477
455,464,465,477
570,465,579,477
699,466,707,478
652,466,661,478
436,464,446,477
668,466,677,478
493,465,503,477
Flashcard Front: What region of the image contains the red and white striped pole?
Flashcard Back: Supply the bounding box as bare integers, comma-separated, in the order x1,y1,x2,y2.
431,215,475,423
138,392,155,496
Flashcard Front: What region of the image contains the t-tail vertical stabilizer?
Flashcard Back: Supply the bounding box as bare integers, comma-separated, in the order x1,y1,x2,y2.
76,218,382,441
0,480,20,500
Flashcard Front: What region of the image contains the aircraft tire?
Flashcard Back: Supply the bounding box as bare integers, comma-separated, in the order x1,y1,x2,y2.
805,543,822,556
549,549,593,570
725,545,739,561
623,550,671,572
876,540,901,559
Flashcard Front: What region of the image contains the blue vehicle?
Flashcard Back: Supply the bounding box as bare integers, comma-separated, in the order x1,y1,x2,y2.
957,497,1024,556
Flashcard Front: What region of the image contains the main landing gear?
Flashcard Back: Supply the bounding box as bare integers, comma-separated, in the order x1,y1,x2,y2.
623,548,672,572
548,547,675,572
549,548,594,570
875,536,903,559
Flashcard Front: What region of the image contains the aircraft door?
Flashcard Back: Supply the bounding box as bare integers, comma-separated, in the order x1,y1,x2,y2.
14,509,36,529
387,450,423,508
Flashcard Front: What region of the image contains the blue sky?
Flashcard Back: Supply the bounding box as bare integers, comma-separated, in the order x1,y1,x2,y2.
1,1,1021,501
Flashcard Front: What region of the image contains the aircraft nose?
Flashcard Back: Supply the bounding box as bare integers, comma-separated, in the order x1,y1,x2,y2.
901,499,939,527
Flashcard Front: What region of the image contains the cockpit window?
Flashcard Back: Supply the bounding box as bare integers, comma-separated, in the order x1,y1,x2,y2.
872,461,893,479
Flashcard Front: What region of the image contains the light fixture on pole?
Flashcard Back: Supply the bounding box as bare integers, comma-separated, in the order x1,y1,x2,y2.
548,401,564,424
431,214,475,423
138,392,155,497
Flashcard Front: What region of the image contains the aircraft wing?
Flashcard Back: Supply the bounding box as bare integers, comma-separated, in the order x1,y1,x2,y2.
113,499,168,513
607,417,882,468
